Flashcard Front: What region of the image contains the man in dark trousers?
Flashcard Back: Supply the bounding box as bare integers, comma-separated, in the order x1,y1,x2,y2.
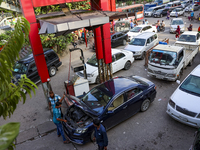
53,101,70,144
93,118,108,150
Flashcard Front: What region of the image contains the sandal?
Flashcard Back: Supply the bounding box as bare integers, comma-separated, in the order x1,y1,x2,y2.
64,140,70,144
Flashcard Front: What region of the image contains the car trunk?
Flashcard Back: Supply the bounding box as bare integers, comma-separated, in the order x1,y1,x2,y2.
65,105,93,129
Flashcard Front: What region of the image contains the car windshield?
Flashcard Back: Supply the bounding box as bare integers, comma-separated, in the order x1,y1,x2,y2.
147,8,154,11
13,62,28,74
166,4,172,7
178,35,196,42
87,54,98,67
81,85,113,113
179,75,200,96
149,49,177,65
156,9,163,12
130,27,142,32
129,38,146,46
172,9,177,12
172,20,184,25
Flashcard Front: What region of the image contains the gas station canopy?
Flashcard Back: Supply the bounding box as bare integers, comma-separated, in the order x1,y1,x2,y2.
37,10,135,36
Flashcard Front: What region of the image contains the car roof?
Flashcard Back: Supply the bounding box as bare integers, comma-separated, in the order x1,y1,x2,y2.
134,32,156,39
154,44,183,52
191,65,200,77
100,77,139,95
182,31,198,36
137,24,151,27
18,48,54,63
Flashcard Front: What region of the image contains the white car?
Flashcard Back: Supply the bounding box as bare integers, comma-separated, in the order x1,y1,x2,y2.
166,64,200,128
176,31,200,45
170,18,185,33
76,49,134,84
124,32,158,60
184,4,200,12
170,8,185,16
127,24,157,41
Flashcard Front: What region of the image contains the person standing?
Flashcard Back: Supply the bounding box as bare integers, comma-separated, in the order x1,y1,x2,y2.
145,19,149,25
188,24,193,31
93,118,108,150
175,11,178,18
198,26,200,33
175,25,180,39
49,91,65,110
166,10,170,20
130,19,134,29
53,102,70,144
134,18,138,26
157,20,160,32
191,11,194,21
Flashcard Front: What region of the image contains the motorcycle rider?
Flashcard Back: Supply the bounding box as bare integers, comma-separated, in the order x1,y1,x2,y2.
160,20,165,31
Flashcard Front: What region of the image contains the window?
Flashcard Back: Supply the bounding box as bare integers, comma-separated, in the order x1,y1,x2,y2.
29,63,37,72
142,27,147,31
108,95,124,111
117,33,123,38
115,53,125,61
126,88,142,100
154,34,157,39
177,50,184,63
147,38,151,44
47,53,57,61
112,55,116,62
112,35,116,39
150,36,154,42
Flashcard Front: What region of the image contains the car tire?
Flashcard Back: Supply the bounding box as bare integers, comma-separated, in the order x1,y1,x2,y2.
90,130,95,142
96,75,100,84
160,14,163,17
141,99,150,112
177,69,183,80
49,66,57,77
123,39,126,46
140,52,145,60
188,58,193,66
124,61,131,70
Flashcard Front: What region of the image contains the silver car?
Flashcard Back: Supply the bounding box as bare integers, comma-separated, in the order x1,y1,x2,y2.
169,18,185,33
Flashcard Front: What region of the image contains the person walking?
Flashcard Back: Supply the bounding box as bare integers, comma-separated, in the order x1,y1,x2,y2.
130,19,134,29
188,24,193,31
53,102,70,144
190,11,194,21
166,10,170,20
48,91,65,110
93,118,108,150
198,26,200,33
145,19,149,25
157,20,160,32
175,25,180,39
175,11,178,18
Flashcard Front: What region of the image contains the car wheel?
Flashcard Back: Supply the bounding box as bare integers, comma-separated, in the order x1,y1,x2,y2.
160,14,163,17
96,75,100,84
177,69,183,80
188,58,193,66
140,52,145,60
122,39,126,46
124,61,131,70
49,66,57,77
90,130,95,142
141,99,150,112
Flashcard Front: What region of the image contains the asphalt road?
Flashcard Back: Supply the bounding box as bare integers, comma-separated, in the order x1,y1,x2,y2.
2,11,200,150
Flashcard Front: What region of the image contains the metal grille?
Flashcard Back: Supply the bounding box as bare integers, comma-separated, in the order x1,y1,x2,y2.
154,71,167,76
176,105,197,117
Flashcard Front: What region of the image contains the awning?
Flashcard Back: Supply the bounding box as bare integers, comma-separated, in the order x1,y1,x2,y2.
37,10,135,36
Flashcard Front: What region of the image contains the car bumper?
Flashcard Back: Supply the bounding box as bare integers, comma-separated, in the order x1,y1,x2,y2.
166,104,200,128
170,28,185,33
62,122,91,145
56,61,62,68
145,13,152,16
147,72,176,81
153,14,160,17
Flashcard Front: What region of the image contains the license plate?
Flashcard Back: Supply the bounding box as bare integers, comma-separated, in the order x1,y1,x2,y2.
179,116,187,122
156,75,163,79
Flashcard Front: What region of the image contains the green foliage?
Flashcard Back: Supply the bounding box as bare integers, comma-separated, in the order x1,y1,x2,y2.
0,122,20,150
34,5,61,15
126,1,132,5
0,31,13,47
66,1,91,10
40,33,73,54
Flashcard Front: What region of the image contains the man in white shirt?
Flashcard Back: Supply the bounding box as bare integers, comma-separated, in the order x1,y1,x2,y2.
145,19,149,25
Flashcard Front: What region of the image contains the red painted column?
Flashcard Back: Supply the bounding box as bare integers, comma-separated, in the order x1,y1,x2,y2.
19,0,50,83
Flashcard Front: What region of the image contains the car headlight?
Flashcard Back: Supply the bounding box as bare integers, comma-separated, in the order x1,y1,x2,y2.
75,128,88,134
87,74,93,77
169,99,175,108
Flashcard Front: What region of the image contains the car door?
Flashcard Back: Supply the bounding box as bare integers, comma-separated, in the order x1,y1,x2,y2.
125,87,144,117
102,94,128,129
111,54,117,73
117,33,124,45
196,33,200,45
27,62,40,83
111,35,117,47
145,38,151,51
113,52,127,72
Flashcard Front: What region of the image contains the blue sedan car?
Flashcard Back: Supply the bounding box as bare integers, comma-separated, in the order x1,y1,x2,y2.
62,76,157,144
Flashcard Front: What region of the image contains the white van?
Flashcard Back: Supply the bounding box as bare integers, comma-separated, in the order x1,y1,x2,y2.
124,32,159,60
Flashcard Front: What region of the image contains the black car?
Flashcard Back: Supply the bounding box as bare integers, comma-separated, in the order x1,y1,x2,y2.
13,48,62,84
153,8,170,17
62,76,157,144
111,32,128,47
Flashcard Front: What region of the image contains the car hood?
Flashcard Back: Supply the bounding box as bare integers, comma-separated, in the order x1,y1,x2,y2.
171,88,200,113
127,32,140,37
124,45,144,52
171,24,184,29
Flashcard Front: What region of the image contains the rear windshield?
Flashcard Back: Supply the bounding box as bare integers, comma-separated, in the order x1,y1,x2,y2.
178,35,196,42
